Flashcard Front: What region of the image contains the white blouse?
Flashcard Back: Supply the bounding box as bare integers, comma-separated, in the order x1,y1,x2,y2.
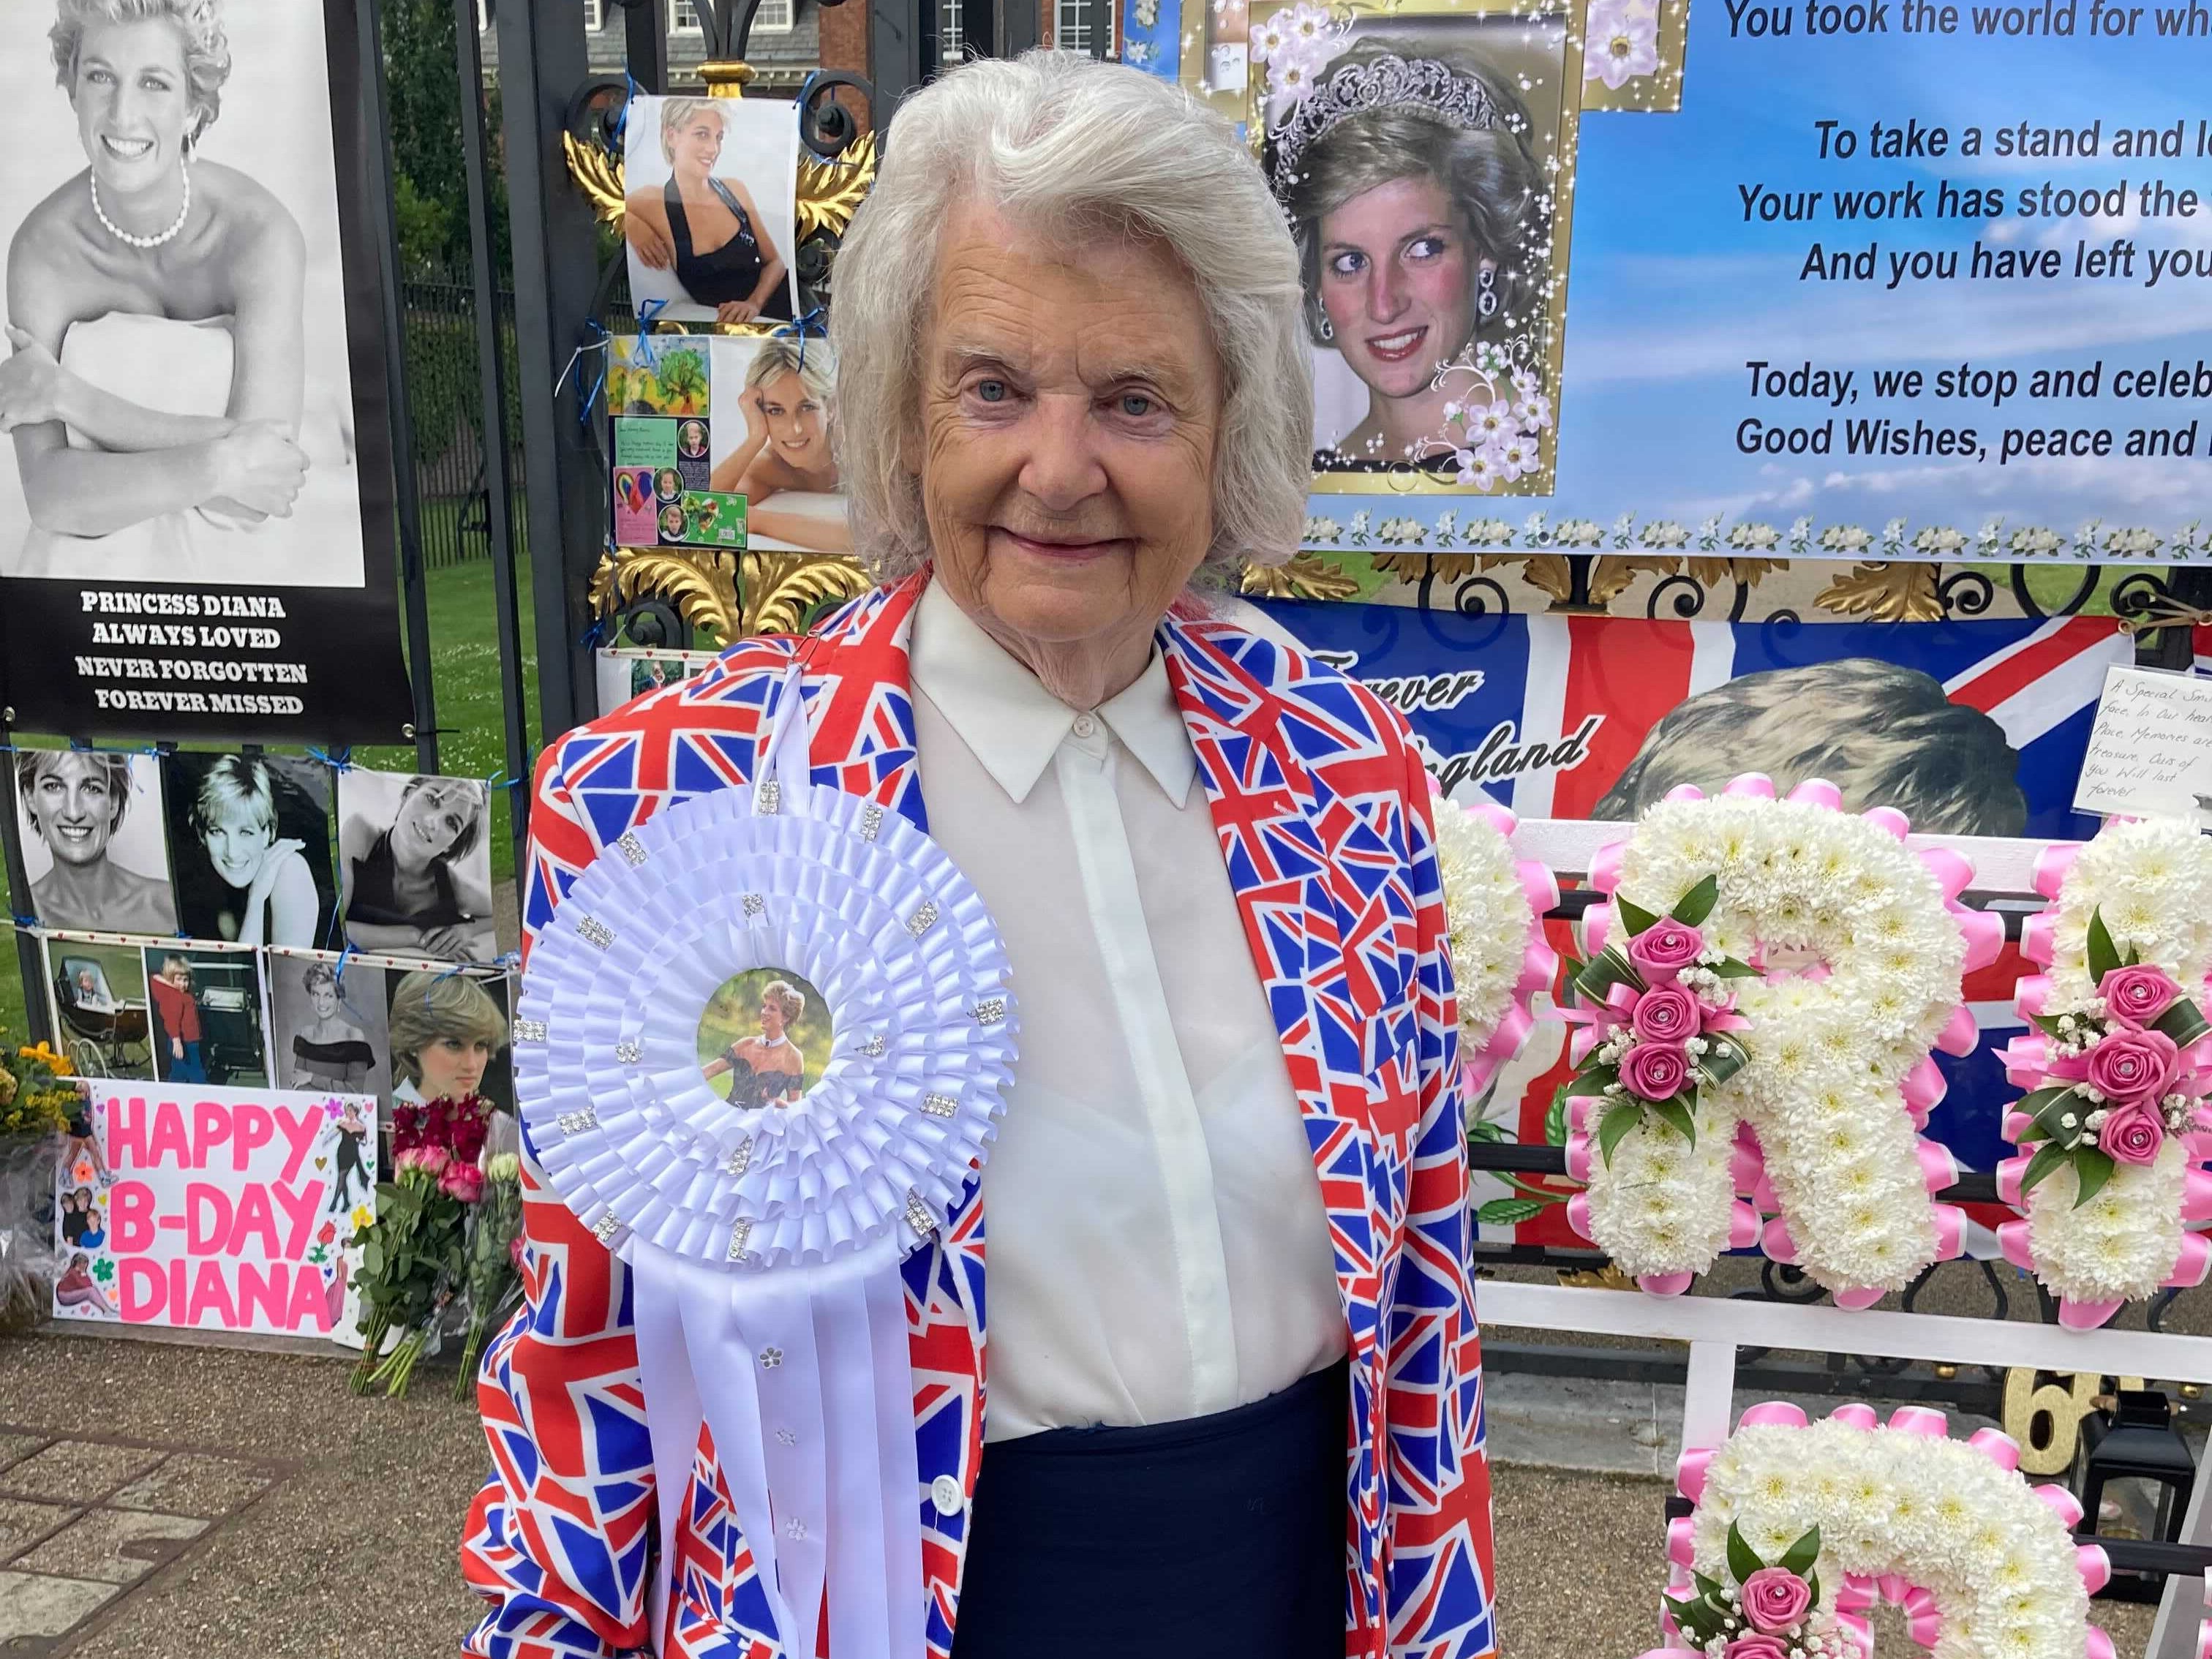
907,582,1347,1443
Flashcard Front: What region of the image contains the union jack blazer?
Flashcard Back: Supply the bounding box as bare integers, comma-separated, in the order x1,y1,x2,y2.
462,573,1497,1658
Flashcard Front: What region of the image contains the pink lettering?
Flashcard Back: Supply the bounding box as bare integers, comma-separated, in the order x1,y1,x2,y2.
184,1182,230,1254
184,1259,237,1327
228,1185,282,1258
110,1181,157,1252
271,1178,323,1259
119,1257,165,1322
190,1101,231,1168
274,1106,322,1185
107,1096,150,1170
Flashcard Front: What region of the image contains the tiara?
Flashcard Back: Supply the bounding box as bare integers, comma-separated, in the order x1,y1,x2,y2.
1268,53,1501,194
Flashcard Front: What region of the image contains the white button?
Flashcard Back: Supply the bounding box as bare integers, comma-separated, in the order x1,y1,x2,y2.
1072,714,1098,738
930,1474,965,1516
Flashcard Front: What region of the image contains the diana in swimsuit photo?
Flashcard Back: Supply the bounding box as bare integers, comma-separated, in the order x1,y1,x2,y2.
0,0,372,587
336,770,495,963
14,750,177,935
622,93,799,326
163,750,334,949
707,335,849,554
697,968,828,1110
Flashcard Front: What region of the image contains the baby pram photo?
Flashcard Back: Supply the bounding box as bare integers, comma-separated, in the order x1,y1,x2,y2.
46,941,151,1080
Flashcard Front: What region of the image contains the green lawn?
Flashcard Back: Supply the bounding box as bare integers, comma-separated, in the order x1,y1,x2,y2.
1,553,538,1053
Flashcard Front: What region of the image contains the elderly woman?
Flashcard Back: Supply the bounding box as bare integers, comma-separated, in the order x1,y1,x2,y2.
15,750,176,934
465,51,1493,1659
1274,40,1548,472
0,0,308,577
623,96,791,326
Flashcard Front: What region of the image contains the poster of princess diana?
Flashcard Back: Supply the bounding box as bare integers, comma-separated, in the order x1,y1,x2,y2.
1252,0,1584,494
0,0,411,744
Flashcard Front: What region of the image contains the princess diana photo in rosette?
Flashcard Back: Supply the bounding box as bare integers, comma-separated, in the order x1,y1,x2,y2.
1254,0,1584,493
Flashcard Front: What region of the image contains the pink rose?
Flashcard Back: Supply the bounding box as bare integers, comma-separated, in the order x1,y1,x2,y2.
2102,964,2183,1030
1618,1041,1692,1102
440,1162,485,1204
1628,919,1704,982
1630,986,1699,1044
395,1145,451,1177
1724,1639,1791,1659
1739,1566,1815,1634
2099,1099,2167,1167
2085,1026,2179,1105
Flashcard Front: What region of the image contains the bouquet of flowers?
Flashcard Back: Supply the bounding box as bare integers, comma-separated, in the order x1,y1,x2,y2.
0,1039,78,1335
1664,1524,1855,1659
0,1041,80,1138
451,1151,525,1403
2014,907,2212,1208
350,1091,490,1396
1562,876,1761,1164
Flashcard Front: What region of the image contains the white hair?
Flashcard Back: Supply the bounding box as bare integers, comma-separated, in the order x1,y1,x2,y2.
830,50,1313,583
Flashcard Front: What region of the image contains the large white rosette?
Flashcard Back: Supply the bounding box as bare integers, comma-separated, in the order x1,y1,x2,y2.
517,670,1017,1658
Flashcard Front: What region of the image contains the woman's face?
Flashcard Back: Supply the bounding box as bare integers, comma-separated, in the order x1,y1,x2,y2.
757,370,830,470
32,759,118,867
659,504,688,538
70,18,196,192
670,113,725,178
309,979,338,1017
419,1034,493,1101
919,202,1222,656
202,804,273,892
1317,176,1481,400
396,781,473,866
758,996,786,1041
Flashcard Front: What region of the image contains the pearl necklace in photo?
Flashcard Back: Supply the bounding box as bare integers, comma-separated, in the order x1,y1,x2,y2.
91,161,191,249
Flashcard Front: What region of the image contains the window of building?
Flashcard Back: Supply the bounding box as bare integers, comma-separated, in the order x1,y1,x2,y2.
582,0,603,28
672,0,704,30
1056,0,1094,51
753,0,793,29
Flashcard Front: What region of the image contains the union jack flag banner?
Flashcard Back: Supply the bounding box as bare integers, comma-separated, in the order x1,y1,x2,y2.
463,574,1498,1658
1250,602,2132,1241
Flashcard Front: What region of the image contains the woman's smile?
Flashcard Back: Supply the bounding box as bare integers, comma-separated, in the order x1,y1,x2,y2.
99,132,156,162
1363,324,1429,364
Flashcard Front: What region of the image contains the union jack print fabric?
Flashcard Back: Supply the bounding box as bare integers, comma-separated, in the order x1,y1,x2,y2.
461,573,1497,1658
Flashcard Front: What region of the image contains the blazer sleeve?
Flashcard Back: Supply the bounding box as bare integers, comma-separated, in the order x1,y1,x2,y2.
1383,739,1500,1659
461,745,658,1658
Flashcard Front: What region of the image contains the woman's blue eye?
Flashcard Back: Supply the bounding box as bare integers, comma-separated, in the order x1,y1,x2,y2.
1328,251,1366,278
976,380,1007,403
1118,393,1156,418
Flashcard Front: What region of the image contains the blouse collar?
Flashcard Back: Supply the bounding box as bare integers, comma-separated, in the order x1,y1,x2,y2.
908,579,1197,808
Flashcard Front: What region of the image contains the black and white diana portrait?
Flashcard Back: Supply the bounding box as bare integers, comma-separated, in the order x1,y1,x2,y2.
15,748,177,934
622,93,800,326
0,0,369,587
162,750,334,949
336,769,496,963
268,949,389,1098
1254,0,1581,492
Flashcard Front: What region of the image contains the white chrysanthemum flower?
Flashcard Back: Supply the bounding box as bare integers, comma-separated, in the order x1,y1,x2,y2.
1428,799,1542,1069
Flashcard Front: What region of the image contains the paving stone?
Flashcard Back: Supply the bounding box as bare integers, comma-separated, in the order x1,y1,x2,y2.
110,1453,271,1519
0,1440,163,1504
15,1508,208,1585
0,1494,73,1561
0,1430,47,1472
0,1568,119,1640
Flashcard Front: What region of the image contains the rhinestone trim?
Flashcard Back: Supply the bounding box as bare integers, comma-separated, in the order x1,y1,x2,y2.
615,832,648,867
726,1217,753,1262
615,1039,642,1064
859,802,884,842
726,1137,754,1176
759,1346,783,1369
905,900,939,937
859,1034,886,1058
557,1107,598,1136
775,1429,797,1446
756,779,782,816
970,997,1007,1026
919,1093,958,1119
513,1017,547,1043
576,914,614,950
742,892,765,918
592,1213,621,1244
904,1192,938,1238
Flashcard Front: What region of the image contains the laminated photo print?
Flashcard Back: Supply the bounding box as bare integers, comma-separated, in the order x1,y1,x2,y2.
1253,0,1584,493
141,941,270,1088
707,335,849,555
266,947,392,1102
622,93,800,325
593,648,724,713
335,770,497,963
42,933,154,1082
14,750,178,936
385,963,518,1159
161,751,337,949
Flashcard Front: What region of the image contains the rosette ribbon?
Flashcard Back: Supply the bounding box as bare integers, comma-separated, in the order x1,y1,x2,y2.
517,669,1017,1656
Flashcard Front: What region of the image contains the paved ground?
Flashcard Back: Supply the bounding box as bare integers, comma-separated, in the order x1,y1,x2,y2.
0,1318,2175,1656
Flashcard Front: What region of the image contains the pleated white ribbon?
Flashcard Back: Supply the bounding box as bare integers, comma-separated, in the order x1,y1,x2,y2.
517,668,1016,1657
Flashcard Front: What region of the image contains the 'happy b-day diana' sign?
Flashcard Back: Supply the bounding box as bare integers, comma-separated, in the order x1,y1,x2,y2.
51,1084,377,1336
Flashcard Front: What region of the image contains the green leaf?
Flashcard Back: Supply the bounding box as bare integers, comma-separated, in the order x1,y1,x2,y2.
1671,873,1720,928
2125,942,2143,967
1726,1521,1765,1586
1709,958,1762,979
1477,1197,1550,1226
2031,1012,2074,1040
2087,908,2122,986
2072,1147,2116,1209
1805,1570,1820,1608
1467,1118,1510,1145
1575,947,1647,1004
2017,1085,2077,1116
2019,1139,2071,1197
1701,1033,1750,1089
1597,1103,1641,1167
1614,895,1661,936
1543,1086,1571,1147
2153,998,2211,1050
1780,1526,1821,1576
1565,1065,1620,1098
1649,1093,1698,1148
1691,1571,1723,1600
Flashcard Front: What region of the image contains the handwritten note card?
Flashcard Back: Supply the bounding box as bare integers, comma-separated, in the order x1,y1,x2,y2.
2075,666,2212,822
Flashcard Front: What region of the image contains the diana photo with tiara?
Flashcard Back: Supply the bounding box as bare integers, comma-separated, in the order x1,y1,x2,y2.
1254,0,1585,495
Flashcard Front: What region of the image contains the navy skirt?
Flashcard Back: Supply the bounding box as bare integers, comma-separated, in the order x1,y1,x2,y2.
951,1361,1348,1658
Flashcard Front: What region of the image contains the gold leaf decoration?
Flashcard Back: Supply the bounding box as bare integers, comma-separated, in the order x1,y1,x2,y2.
1372,552,1481,585
797,132,879,244
1585,555,1679,606
1557,1264,1639,1291
1239,553,1361,603
1816,561,1941,622
591,549,743,641
740,551,871,637
1482,554,1573,605
1684,557,1785,590
562,131,627,227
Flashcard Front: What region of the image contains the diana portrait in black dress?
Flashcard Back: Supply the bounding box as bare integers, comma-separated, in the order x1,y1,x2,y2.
699,977,808,1110
624,97,791,326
